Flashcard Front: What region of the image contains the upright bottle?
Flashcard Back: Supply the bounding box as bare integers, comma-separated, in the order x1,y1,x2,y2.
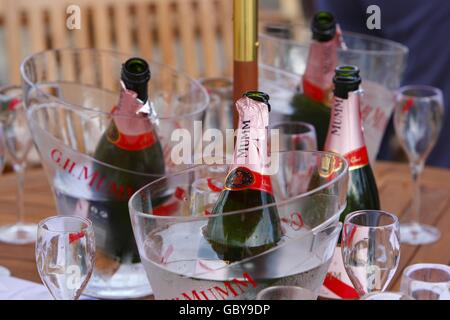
320,66,380,300
91,57,165,263
205,91,283,263
325,65,380,220
291,11,343,150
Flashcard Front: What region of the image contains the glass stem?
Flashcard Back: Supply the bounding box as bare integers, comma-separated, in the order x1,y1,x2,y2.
14,164,26,225
410,161,424,225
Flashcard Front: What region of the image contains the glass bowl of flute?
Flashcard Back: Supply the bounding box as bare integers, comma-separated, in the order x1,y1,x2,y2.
129,93,349,301
22,48,209,299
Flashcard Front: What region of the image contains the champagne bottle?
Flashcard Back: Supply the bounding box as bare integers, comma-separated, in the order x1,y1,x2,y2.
91,57,165,263
205,91,282,263
291,11,341,150
324,65,380,221
320,66,380,300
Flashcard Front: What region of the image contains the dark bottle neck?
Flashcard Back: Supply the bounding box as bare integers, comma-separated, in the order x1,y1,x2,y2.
311,11,336,42
333,75,361,99
334,83,360,99
244,91,271,112
121,57,151,103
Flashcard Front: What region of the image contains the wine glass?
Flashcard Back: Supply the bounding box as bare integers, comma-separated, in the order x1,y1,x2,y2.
400,263,450,300
0,92,37,244
256,286,317,300
36,216,95,300
342,210,400,297
394,85,444,245
270,121,318,151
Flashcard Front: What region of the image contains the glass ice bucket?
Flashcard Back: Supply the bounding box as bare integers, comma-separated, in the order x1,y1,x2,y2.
21,48,209,298
260,26,409,162
129,150,349,300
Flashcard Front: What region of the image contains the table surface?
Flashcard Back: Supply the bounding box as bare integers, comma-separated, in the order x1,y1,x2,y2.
0,161,449,298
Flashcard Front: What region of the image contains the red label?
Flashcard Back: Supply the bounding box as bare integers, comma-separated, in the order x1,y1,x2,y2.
8,98,21,110
344,146,369,169
152,198,180,216
151,187,186,216
174,187,186,200
108,105,157,151
109,127,156,151
225,167,273,194
303,78,327,104
402,98,414,113
69,231,85,244
207,178,223,193
323,273,360,299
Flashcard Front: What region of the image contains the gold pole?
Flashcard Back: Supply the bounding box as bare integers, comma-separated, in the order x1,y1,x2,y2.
233,0,259,128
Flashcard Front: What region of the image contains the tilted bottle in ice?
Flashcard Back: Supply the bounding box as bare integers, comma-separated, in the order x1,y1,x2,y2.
91,57,166,264
205,91,283,263
291,11,345,150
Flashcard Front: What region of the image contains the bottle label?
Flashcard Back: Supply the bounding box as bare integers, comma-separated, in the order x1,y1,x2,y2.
110,87,157,151
320,246,360,299
107,122,156,151
302,36,340,105
228,96,274,194
325,92,369,170
344,146,369,170
151,187,186,216
224,167,273,194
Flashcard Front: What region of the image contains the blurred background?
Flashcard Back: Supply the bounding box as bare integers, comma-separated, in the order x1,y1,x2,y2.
0,0,306,85
0,0,448,168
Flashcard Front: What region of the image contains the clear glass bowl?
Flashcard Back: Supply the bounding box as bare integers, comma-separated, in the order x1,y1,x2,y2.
259,25,409,162
129,150,349,300
22,48,209,299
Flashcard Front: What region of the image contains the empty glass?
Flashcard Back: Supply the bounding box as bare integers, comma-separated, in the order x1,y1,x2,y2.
400,263,450,300
342,210,400,297
361,291,414,300
394,85,444,245
256,286,317,300
0,87,36,244
200,77,233,133
36,216,95,300
270,121,317,151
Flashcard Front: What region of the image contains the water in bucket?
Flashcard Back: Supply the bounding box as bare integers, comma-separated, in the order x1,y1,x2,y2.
22,49,209,298
21,49,303,298
129,151,349,300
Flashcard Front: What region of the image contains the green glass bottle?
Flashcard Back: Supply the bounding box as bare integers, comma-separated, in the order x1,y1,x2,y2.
91,57,166,263
291,11,340,150
205,91,282,263
324,65,380,222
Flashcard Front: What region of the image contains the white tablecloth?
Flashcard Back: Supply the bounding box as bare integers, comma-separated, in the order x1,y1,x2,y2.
0,275,94,300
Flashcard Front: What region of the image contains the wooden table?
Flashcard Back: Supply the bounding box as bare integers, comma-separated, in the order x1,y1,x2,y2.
0,161,449,295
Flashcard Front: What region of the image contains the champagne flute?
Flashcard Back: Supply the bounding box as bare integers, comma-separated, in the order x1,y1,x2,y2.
0,94,37,244
394,85,444,245
342,210,400,297
270,121,318,151
36,216,95,300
